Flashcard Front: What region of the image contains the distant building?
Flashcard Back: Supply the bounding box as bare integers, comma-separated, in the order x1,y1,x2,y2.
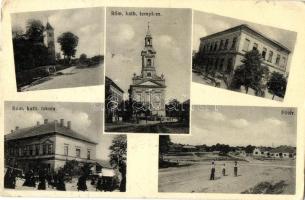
195,24,290,84
129,24,166,117
270,146,296,159
253,147,272,157
5,119,97,173
43,22,56,64
105,76,124,123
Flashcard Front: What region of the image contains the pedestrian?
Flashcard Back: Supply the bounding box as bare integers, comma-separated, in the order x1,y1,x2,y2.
38,168,46,190
56,168,66,191
77,173,88,191
222,163,226,176
234,161,238,177
210,161,215,180
4,168,16,189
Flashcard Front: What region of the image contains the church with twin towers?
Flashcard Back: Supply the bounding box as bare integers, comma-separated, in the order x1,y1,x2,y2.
129,23,167,117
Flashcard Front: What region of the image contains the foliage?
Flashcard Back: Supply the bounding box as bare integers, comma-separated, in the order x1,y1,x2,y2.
159,136,172,157
79,53,88,64
57,32,79,64
245,145,256,154
109,135,127,168
26,19,45,43
165,99,190,123
230,49,269,94
267,72,287,99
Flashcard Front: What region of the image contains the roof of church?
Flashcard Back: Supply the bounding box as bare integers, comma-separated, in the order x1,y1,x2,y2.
200,24,290,53
46,22,54,30
131,78,166,88
5,121,97,144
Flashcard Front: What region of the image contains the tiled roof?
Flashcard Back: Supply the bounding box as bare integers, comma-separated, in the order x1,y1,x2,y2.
270,146,296,153
5,121,97,144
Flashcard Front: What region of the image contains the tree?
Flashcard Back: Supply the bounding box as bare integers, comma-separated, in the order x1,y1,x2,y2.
26,19,45,43
109,135,127,192
57,32,79,65
267,71,287,99
230,49,269,94
159,136,171,160
79,53,87,64
245,145,256,154
56,52,61,61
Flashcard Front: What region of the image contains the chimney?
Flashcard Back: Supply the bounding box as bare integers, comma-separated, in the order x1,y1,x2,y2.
44,119,48,124
37,121,40,126
15,126,19,130
67,121,71,129
60,119,64,127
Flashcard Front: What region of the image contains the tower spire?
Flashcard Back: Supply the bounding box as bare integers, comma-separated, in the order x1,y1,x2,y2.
147,21,151,36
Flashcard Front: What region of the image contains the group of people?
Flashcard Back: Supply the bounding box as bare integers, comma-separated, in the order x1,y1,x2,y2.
4,166,119,192
210,161,239,180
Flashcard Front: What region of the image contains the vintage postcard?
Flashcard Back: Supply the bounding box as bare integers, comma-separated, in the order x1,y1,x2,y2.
4,101,127,192
11,7,105,92
104,7,191,134
159,105,297,194
192,10,297,101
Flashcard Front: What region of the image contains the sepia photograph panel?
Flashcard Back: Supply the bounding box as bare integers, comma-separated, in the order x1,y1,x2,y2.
192,10,297,101
11,7,105,92
4,101,127,192
159,105,296,194
105,7,191,134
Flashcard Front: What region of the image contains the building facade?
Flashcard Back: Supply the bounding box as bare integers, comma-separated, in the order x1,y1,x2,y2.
105,76,124,123
129,24,166,117
195,24,290,84
5,119,97,173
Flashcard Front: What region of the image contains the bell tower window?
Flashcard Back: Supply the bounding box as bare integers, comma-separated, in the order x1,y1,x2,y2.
147,59,152,67
147,72,151,77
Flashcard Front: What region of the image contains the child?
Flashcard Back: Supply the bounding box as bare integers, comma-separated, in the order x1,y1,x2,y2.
222,163,226,176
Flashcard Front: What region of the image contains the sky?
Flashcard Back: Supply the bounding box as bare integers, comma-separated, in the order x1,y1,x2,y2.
171,105,297,147
4,101,113,161
106,7,192,102
11,7,104,58
193,10,297,72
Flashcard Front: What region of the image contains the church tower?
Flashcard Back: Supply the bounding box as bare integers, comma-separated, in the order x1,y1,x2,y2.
141,23,157,78
44,21,56,64
129,23,166,117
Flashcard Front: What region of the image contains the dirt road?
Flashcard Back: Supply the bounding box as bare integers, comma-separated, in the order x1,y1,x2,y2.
159,160,295,194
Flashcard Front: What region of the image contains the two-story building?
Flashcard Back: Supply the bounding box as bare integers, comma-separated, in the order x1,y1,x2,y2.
105,76,124,123
195,24,290,85
4,119,97,173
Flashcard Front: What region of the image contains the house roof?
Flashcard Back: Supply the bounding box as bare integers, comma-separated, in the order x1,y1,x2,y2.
5,121,97,144
96,159,113,169
200,24,291,53
270,146,296,153
105,76,124,93
255,147,272,152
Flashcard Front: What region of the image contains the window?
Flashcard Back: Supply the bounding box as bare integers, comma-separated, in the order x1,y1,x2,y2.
281,57,287,68
224,39,229,49
231,37,237,50
147,72,151,77
147,59,151,66
243,39,250,51
267,51,273,62
35,144,40,155
226,58,233,73
213,42,218,51
76,148,81,158
26,145,30,156
43,144,47,155
209,43,213,51
48,144,53,155
253,43,258,50
262,48,267,59
19,147,22,157
87,149,91,160
23,146,27,156
219,40,224,50
64,145,69,156
219,58,225,71
275,54,280,65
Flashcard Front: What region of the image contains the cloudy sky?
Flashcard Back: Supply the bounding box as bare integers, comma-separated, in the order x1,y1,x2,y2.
193,10,297,71
5,101,113,161
106,7,192,102
171,105,296,147
11,7,104,58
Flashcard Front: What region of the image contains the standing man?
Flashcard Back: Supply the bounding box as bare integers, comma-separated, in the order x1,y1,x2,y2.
210,161,215,180
222,163,226,176
234,161,238,177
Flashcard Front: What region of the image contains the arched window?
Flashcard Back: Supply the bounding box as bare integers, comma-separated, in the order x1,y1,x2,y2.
147,59,152,66
147,72,151,77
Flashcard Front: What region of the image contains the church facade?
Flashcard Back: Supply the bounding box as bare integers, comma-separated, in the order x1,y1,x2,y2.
128,24,166,117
